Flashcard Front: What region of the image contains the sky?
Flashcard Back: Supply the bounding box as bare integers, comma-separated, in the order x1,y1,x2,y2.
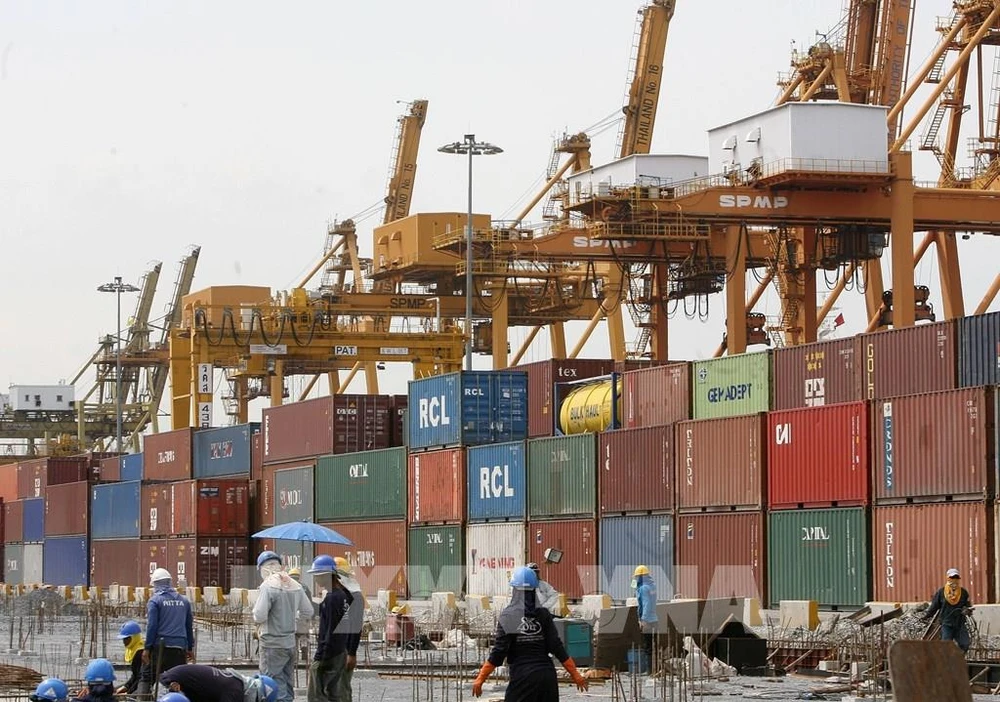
1,0,998,433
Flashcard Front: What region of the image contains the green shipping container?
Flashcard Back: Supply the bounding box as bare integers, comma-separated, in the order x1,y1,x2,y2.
315,447,406,521
527,435,597,518
768,507,870,608
407,524,464,599
692,352,772,419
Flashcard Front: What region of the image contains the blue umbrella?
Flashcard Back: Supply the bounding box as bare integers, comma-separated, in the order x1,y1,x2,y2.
252,521,354,546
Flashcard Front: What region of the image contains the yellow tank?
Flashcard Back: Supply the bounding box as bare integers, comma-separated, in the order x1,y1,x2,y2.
558,379,622,435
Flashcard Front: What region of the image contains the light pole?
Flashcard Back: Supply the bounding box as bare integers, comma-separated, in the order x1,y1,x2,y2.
438,134,503,371
98,276,140,453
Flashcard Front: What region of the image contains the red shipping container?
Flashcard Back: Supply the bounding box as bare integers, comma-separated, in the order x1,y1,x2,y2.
528,519,597,600
408,448,465,524
4,500,24,543
44,481,89,536
259,464,278,528
16,459,47,499
262,395,393,464
316,520,408,597
141,484,173,538
873,387,994,503
0,463,18,503
768,402,869,509
676,415,765,510
390,395,408,448
170,479,250,537
599,426,674,514
143,428,195,482
91,540,141,588
167,537,251,592
773,337,863,410
517,359,617,437
623,363,691,429
251,432,262,482
861,320,958,400
45,457,95,487
675,512,766,602
99,456,120,482
872,502,993,604
139,539,169,585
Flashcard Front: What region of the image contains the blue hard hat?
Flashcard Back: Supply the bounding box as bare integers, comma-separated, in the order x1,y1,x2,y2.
254,674,279,702
256,551,281,568
118,620,142,639
84,658,116,684
307,554,337,574
31,678,69,702
158,693,190,702
510,566,539,590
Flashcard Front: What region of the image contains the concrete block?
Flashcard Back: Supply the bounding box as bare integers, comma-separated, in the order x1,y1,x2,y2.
183,587,202,604
229,588,249,607
779,600,819,631
850,662,870,678
203,587,224,606
71,586,89,602
376,589,397,613
971,604,1000,636
818,660,840,672
577,594,611,622
53,586,70,600
134,587,150,604
743,598,762,626
89,586,100,601
465,595,490,618
247,589,261,608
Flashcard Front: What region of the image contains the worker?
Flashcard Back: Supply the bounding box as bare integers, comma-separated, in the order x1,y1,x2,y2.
74,659,116,702
334,556,365,702
924,567,974,653
114,620,146,695
472,566,588,701
289,566,316,659
160,665,278,702
634,565,658,660
252,550,314,702
29,678,69,702
526,563,561,616
307,554,355,702
157,694,190,702
140,568,195,694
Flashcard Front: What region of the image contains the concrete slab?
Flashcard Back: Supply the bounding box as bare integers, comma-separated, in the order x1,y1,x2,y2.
779,600,819,630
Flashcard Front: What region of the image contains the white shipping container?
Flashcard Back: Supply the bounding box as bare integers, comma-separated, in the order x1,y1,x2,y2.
466,523,526,597
8,384,75,412
567,154,709,205
23,543,44,585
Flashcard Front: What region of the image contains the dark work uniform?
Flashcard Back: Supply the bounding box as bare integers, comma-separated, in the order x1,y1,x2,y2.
310,587,354,702
74,684,115,702
926,585,972,652
141,586,195,690
120,652,144,694
487,591,570,702
160,664,246,702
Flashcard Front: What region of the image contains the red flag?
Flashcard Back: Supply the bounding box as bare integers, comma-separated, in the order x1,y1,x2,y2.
834,313,845,327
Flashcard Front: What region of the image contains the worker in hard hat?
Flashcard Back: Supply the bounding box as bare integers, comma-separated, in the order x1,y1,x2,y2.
252,551,314,702
306,555,355,702
74,659,117,702
526,563,561,617
634,565,658,661
114,620,146,695
29,678,69,702
924,568,974,653
333,557,364,702
472,566,588,700
160,665,279,702
139,569,194,694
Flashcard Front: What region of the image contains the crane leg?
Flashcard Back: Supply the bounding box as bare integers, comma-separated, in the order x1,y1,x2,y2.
725,225,748,355
976,272,1000,314
549,323,567,358
605,266,627,362
510,326,543,366
649,263,669,360
934,232,965,319
491,283,509,369
890,151,916,328
270,360,285,407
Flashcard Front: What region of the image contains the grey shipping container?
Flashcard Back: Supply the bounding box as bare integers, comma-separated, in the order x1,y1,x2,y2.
193,423,259,477
315,447,406,522
957,310,1000,387
599,514,674,601
273,466,314,524
527,435,597,518
4,543,23,585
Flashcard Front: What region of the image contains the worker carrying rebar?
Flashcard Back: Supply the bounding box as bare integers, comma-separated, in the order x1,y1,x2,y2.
160,665,279,702
526,563,561,617
306,554,357,702
924,567,974,653
139,569,194,694
634,565,659,660
115,621,146,695
472,566,588,701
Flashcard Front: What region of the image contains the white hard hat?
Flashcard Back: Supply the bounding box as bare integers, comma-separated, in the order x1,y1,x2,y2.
150,567,172,584
947,568,961,578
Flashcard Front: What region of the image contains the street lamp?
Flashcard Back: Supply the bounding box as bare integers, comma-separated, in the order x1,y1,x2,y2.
438,134,503,371
98,276,140,453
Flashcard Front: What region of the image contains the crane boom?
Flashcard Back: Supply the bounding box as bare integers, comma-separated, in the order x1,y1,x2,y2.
872,0,914,138
619,0,675,158
384,99,428,224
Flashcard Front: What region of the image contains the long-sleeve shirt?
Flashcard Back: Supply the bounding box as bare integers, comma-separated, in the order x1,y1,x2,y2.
636,579,658,623
160,664,245,702
252,573,314,650
315,588,354,661
536,580,561,615
119,636,145,693
146,587,194,651
487,602,569,679
926,586,972,629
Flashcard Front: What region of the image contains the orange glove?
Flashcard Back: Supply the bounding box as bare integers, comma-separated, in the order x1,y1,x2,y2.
472,661,496,698
563,657,589,691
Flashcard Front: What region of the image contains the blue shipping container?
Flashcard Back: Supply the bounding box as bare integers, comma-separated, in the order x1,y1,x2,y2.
42,536,89,586
193,423,259,478
407,371,528,450
599,514,674,602
958,311,1000,387
121,454,143,482
467,442,527,521
90,482,141,539
23,498,45,543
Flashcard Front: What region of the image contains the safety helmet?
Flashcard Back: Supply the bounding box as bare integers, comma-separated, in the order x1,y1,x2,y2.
288,567,301,578
256,551,282,569
158,694,190,702
510,566,539,590
84,658,116,684
117,620,142,639
30,678,69,702
308,554,338,574
334,556,355,577
526,562,540,575
254,674,279,702
150,567,172,584
633,565,651,577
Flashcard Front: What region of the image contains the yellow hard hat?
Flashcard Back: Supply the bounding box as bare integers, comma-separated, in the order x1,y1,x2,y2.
288,567,301,578
633,565,650,577
334,556,354,577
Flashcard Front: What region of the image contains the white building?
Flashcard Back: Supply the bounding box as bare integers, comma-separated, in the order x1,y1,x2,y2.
8,384,76,412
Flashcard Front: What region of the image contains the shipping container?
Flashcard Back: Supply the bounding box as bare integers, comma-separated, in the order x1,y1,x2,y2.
262,395,393,464
143,428,195,482
675,512,765,602
600,426,673,514
873,387,995,503
4,500,23,543
407,371,529,450
466,522,526,597
259,464,277,528
91,482,141,540
872,502,992,604
22,498,44,543
98,456,120,482
91,539,141,587
676,415,764,510
599,514,674,601
168,537,251,592
0,463,17,503
121,454,143,482
141,484,173,538
389,395,408,448
623,363,691,429
139,540,169,586
467,442,527,522
692,352,771,420
46,456,95,487
23,543,42,584
407,524,464,599
768,402,869,509
271,465,314,526
518,359,617,437
43,536,89,586
527,435,597,519
315,520,407,597
193,423,259,478
251,433,262,482
958,310,1000,387
408,449,465,524
773,336,863,410
315,448,406,522
44,481,89,536
528,519,597,600
4,543,23,585
767,507,869,608
16,459,46,499
861,320,958,400
171,479,251,537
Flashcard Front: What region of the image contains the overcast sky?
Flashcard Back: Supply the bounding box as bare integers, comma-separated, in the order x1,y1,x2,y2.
2,1,997,431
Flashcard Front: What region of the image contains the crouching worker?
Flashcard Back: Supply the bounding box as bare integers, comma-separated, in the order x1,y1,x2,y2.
29,679,69,702
160,664,279,702
472,566,588,701
115,621,146,694
74,659,116,702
